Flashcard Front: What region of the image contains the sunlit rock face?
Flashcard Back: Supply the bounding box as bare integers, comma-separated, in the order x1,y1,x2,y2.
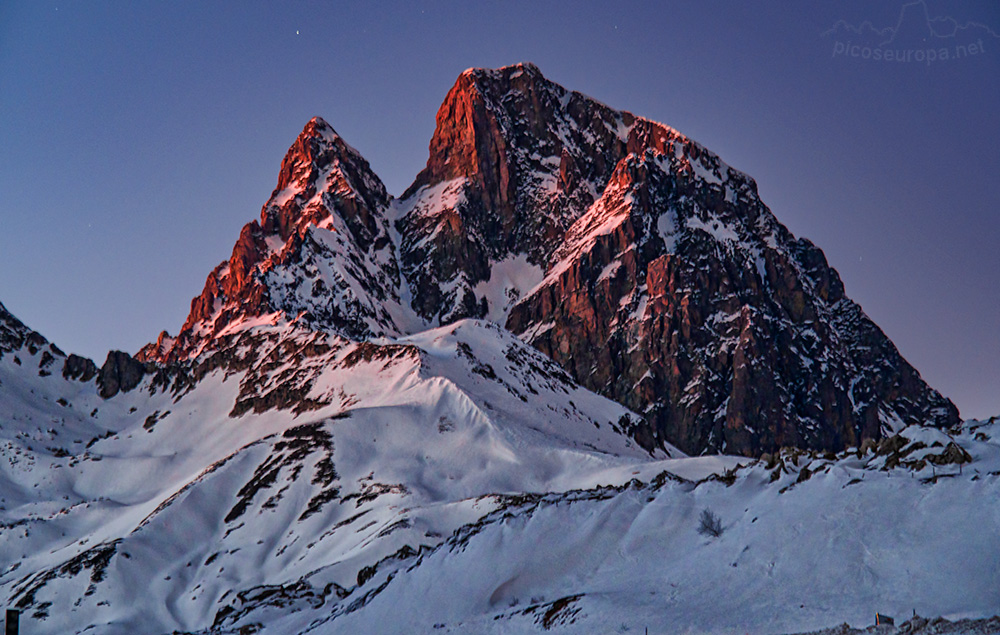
506,146,958,455
139,63,958,456
397,63,638,324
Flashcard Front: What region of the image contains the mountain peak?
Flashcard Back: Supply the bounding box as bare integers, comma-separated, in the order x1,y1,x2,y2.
459,61,543,82
306,114,333,128
273,116,364,196
139,116,400,363
395,64,699,325
402,62,569,199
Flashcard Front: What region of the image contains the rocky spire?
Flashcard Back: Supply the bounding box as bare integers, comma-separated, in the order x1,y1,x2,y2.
138,117,400,363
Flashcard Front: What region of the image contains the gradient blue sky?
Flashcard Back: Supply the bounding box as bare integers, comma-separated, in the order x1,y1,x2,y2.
1,1,998,418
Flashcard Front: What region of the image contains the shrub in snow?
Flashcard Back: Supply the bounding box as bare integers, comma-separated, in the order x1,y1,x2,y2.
698,508,724,538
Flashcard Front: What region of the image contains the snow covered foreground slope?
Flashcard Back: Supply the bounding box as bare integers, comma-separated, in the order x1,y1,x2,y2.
2,314,998,633
0,313,686,634
188,419,1000,635
324,422,1000,635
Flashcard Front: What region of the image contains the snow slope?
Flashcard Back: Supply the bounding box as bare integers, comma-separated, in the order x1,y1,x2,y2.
199,420,1000,635
2,308,997,635
0,317,678,634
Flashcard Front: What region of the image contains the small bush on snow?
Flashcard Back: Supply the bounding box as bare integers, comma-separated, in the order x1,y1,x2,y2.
698,508,724,538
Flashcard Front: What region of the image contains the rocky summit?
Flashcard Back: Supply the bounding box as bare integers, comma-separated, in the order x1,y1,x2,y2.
138,62,956,457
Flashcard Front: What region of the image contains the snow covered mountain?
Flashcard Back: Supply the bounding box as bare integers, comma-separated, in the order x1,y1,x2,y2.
1,63,991,634
139,62,956,458
136,117,408,364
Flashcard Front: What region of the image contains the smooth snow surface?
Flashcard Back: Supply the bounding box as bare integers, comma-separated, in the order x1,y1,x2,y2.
290,422,1000,635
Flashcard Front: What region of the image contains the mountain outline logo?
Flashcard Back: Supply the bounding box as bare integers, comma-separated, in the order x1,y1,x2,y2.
823,0,998,64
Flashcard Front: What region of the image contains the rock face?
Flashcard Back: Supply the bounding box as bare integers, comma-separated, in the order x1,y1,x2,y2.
397,63,633,323
62,354,97,382
1,301,52,358
137,63,959,456
506,148,957,454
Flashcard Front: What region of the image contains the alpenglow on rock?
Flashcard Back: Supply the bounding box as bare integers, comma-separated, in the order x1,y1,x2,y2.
140,62,958,456
136,117,405,364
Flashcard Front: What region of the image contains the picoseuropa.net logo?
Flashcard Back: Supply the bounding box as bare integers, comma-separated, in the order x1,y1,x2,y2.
823,0,998,65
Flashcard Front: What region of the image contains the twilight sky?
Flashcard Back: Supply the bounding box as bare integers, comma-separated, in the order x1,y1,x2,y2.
1,1,998,418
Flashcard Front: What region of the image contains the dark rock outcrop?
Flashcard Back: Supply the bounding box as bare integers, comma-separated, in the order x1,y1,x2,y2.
98,350,147,398
0,300,40,358
1,301,97,383
62,353,97,382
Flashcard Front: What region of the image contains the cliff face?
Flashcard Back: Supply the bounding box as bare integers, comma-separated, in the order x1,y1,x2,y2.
396,63,636,324
138,63,959,456
506,148,957,455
